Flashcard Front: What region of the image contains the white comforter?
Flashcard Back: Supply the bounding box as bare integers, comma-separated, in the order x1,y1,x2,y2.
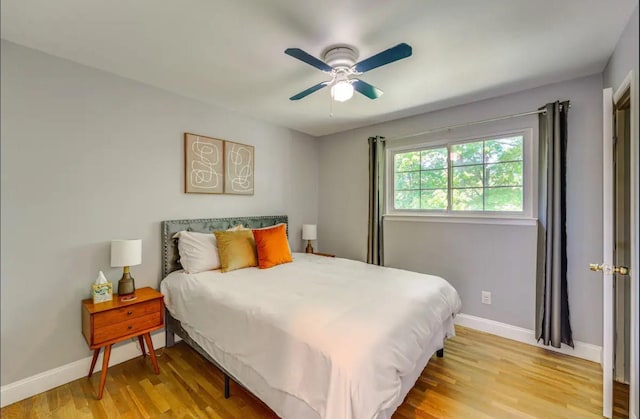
161,253,461,419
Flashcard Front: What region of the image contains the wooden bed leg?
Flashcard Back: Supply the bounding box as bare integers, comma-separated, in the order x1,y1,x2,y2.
166,328,175,348
436,348,444,358
224,374,230,399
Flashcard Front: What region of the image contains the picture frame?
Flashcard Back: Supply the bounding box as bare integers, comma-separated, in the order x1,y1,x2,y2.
184,133,224,194
224,140,255,195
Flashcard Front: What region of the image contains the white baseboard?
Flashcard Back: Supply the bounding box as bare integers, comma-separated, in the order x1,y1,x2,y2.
0,331,179,408
454,313,602,364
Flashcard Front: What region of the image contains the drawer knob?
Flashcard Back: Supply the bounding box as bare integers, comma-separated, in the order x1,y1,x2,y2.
127,311,133,315
128,325,133,330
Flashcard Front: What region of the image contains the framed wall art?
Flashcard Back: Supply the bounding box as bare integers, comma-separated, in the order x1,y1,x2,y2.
184,133,224,194
224,140,254,195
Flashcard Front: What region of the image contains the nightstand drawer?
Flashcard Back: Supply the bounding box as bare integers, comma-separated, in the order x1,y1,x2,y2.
94,300,161,329
94,312,162,345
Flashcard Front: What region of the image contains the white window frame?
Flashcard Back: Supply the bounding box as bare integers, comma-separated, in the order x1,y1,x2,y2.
384,128,536,225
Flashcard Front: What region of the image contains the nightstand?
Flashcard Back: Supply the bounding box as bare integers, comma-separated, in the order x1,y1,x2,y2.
81,287,164,399
312,252,335,257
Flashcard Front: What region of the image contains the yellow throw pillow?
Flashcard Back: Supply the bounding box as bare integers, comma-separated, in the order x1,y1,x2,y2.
252,224,292,269
226,224,246,232
214,230,258,273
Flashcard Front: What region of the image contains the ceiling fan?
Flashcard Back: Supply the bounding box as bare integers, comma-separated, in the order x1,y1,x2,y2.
285,43,412,102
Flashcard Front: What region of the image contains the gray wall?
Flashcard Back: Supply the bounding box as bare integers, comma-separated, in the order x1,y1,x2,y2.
603,4,639,415
0,41,319,386
318,74,604,345
604,5,639,96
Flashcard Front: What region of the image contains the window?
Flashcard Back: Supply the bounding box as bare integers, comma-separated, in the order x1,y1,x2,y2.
390,132,529,216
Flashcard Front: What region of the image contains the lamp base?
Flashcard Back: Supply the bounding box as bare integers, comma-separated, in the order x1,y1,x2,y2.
117,269,136,296
305,241,314,254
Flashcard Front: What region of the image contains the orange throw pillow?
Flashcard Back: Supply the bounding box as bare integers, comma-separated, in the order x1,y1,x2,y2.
252,224,292,269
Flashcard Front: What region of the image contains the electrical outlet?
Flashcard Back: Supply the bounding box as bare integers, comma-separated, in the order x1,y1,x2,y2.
481,291,492,305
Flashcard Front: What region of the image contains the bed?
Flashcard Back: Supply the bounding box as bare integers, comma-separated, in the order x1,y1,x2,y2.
160,215,462,419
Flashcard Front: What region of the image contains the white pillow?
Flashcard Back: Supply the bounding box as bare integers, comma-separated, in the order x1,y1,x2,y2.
173,231,220,273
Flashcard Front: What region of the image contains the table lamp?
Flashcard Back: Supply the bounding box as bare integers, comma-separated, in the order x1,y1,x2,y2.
111,239,142,296
302,224,317,254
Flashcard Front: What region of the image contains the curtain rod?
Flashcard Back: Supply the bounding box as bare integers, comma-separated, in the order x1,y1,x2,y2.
383,103,570,142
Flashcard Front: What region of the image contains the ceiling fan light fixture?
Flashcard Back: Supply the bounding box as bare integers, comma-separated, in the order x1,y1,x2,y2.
285,43,411,101
331,80,354,102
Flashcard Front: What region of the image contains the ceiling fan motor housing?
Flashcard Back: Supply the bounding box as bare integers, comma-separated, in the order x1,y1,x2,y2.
322,45,359,70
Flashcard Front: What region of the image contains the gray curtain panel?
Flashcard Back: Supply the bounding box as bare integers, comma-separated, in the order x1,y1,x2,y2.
535,100,574,348
367,136,385,265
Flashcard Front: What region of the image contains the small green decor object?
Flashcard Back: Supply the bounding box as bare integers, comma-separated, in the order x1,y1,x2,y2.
92,271,113,303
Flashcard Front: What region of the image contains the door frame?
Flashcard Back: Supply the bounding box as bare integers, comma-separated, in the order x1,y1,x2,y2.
611,70,638,419
613,88,631,384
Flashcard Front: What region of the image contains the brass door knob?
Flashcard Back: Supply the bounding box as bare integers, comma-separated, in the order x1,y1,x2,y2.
589,263,629,275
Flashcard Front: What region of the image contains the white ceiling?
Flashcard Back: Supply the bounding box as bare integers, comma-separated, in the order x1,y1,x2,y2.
1,1,637,136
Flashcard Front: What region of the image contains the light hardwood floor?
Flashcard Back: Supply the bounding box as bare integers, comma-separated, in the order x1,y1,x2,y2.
1,326,628,418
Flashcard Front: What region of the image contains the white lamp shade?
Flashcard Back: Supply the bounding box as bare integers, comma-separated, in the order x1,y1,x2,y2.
111,239,142,267
331,81,354,102
302,224,317,241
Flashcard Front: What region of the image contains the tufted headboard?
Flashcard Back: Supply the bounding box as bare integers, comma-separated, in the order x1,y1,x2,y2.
161,215,288,278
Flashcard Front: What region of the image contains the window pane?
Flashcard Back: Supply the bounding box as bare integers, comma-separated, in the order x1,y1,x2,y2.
453,165,483,188
395,152,420,172
395,171,420,190
421,189,448,210
421,148,447,170
451,141,483,166
486,162,523,186
395,190,420,209
452,188,483,211
485,187,523,211
485,137,523,163
421,169,447,189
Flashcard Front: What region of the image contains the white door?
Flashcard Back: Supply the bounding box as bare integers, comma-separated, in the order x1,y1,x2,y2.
601,87,615,419
596,84,637,419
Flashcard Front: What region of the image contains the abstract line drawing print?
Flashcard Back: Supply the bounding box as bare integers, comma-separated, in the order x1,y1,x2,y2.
190,137,221,188
224,141,254,195
184,133,223,194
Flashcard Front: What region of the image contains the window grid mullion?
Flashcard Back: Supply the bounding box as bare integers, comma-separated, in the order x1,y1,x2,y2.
482,140,486,211
419,150,423,210
448,147,452,212
453,159,522,168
